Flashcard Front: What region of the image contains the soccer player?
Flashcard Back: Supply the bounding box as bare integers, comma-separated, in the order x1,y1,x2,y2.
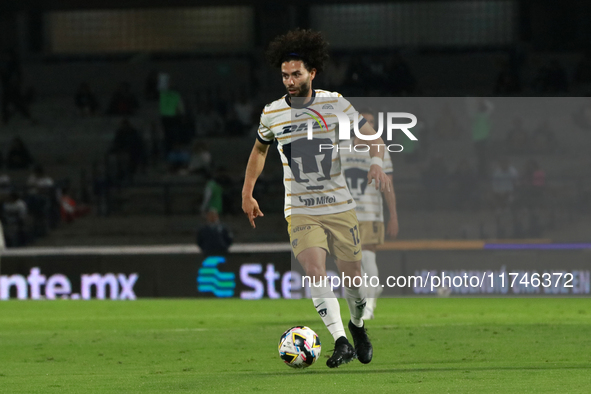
340,109,399,320
241,29,392,368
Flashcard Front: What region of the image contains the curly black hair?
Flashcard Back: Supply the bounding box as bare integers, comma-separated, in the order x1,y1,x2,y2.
266,29,329,73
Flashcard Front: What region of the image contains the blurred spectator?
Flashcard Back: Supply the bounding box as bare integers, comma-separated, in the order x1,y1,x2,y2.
494,60,521,95
6,137,34,170
166,143,191,174
471,98,494,176
159,78,187,153
1,191,29,246
27,165,55,192
0,174,11,201
60,186,91,223
74,82,99,116
201,171,224,214
0,218,4,250
196,208,233,256
109,119,147,180
0,49,32,124
506,117,529,154
531,121,557,153
2,191,27,220
491,158,518,212
233,91,255,134
216,167,240,215
188,142,212,176
532,60,569,94
107,82,139,115
195,104,224,137
25,165,60,231
522,159,546,207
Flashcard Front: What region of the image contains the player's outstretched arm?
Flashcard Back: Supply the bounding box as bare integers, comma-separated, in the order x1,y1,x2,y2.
384,174,399,239
357,122,392,192
242,140,270,228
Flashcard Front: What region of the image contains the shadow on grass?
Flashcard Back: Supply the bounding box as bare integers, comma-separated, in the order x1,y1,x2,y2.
260,365,591,375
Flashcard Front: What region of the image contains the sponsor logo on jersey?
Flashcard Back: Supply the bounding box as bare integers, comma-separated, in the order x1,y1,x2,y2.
297,195,336,207
315,195,336,205
298,196,315,207
293,225,312,233
345,157,367,164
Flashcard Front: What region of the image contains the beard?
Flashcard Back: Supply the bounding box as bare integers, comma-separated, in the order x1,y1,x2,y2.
286,78,311,98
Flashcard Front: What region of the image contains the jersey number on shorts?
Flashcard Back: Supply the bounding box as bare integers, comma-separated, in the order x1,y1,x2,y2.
349,225,360,246
283,138,334,190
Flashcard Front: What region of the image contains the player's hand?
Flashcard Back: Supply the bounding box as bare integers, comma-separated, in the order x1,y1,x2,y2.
367,165,392,192
242,195,264,229
386,217,399,239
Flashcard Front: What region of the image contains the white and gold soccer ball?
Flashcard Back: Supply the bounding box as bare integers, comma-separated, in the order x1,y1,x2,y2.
278,326,321,368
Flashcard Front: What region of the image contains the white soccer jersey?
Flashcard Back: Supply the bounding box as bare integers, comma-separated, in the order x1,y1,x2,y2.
257,90,366,217
339,139,393,222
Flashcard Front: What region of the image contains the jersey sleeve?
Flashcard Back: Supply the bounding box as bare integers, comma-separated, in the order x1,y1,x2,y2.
257,111,274,144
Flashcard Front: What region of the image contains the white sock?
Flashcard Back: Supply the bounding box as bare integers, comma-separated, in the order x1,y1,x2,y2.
310,278,346,341
344,286,366,328
361,250,381,314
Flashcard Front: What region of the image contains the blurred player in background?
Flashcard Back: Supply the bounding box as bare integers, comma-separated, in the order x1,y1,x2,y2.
242,29,391,368
0,220,4,273
340,109,399,320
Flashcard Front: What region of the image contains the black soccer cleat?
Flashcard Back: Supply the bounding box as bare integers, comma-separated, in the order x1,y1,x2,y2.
326,336,356,368
348,320,373,364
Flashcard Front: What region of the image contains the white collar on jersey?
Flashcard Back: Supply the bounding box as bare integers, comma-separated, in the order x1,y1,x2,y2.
285,89,317,109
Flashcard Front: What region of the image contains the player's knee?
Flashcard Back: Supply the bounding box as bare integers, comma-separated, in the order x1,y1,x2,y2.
302,264,326,279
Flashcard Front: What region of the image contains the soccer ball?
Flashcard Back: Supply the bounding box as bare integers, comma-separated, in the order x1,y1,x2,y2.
278,326,321,368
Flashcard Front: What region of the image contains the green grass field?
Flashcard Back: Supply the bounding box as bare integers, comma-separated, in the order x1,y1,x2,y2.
0,298,590,393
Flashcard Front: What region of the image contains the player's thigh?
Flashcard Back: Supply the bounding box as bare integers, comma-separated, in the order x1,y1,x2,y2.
323,209,363,262
287,215,329,261
359,221,385,247
296,247,328,280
